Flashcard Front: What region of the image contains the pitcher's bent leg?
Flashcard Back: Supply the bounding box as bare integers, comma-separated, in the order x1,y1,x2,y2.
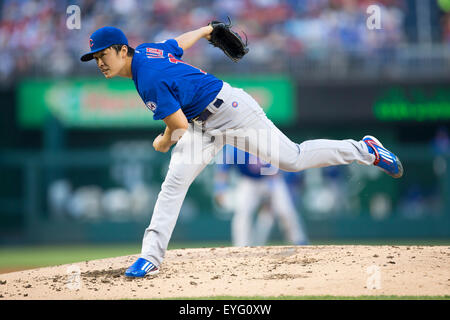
140,168,194,267
140,129,221,266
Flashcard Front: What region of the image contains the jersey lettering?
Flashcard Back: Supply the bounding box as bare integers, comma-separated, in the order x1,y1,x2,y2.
146,47,164,59
168,53,206,74
146,48,163,55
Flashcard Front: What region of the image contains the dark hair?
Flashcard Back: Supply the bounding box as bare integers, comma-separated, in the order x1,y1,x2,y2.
110,44,135,57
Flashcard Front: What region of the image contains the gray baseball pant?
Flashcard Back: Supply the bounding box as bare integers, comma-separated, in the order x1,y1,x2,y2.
140,82,375,266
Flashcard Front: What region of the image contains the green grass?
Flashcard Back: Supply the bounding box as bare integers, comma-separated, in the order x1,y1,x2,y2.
0,244,140,269
0,242,229,270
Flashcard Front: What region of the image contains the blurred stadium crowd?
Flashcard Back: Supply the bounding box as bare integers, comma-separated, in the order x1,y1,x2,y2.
0,0,449,82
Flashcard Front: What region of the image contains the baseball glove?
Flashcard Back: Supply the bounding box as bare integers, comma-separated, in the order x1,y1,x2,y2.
208,17,249,62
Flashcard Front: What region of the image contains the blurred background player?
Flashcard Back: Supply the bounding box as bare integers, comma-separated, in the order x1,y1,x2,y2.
214,145,309,246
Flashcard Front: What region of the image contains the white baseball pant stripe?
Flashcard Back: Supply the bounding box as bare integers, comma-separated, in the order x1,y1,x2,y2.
140,82,375,266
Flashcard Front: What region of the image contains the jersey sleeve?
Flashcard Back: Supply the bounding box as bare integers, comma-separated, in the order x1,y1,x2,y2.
144,81,181,120
137,39,184,59
161,39,184,59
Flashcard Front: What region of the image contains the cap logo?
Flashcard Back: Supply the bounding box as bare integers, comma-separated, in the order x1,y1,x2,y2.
89,39,94,47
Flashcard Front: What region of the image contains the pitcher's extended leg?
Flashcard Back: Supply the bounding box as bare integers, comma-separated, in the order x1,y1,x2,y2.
206,86,376,175
226,91,375,173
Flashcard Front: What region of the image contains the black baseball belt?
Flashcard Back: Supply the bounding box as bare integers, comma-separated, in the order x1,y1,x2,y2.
188,98,224,125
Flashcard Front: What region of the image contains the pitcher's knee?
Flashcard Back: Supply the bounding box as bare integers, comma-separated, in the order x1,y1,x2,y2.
277,158,301,172
161,172,193,194
271,143,303,172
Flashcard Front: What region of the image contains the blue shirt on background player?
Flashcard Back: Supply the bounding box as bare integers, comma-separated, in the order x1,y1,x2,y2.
214,145,304,201
214,145,275,195
131,39,223,120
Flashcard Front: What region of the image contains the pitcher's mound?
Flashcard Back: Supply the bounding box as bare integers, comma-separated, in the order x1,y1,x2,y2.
0,245,449,299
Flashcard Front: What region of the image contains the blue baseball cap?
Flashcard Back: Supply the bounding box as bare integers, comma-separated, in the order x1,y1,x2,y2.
80,26,128,62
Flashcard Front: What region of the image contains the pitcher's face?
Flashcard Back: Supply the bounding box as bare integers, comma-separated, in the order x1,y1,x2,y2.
93,46,127,78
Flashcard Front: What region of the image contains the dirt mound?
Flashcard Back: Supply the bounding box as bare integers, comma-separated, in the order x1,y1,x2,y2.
0,245,449,299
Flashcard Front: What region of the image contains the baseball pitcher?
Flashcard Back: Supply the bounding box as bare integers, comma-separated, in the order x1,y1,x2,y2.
80,22,403,277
